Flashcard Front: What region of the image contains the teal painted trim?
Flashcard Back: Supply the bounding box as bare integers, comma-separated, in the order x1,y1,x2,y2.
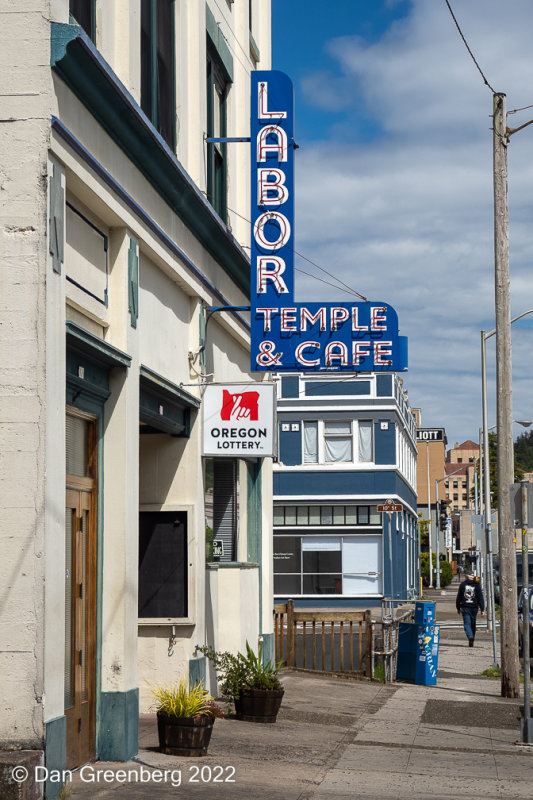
99,689,139,761
66,321,132,368
205,561,259,569
50,23,248,296
205,4,233,82
45,715,66,800
261,633,274,666
50,21,80,64
128,237,139,329
247,461,261,563
246,460,263,634
140,365,201,409
189,656,207,687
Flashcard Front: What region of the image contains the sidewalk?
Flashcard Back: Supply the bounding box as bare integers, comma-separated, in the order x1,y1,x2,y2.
63,589,533,800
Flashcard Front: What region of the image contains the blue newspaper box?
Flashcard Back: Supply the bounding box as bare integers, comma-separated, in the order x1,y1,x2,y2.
414,601,435,625
396,617,439,685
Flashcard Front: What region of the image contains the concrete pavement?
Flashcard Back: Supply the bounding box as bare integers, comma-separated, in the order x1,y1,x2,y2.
57,585,533,799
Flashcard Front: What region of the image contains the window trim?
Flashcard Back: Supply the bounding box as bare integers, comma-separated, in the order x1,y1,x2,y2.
140,0,176,150
206,46,229,222
302,419,375,465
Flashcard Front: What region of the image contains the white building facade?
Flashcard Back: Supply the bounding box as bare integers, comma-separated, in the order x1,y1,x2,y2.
0,1,272,795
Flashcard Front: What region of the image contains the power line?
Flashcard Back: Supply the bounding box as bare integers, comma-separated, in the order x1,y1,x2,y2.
226,204,368,301
294,267,366,301
444,0,496,94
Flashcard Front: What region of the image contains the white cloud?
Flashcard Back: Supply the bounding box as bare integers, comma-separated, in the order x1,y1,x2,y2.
292,0,533,444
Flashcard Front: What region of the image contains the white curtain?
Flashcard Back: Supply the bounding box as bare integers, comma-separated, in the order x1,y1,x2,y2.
324,421,352,462
304,421,318,463
358,420,373,462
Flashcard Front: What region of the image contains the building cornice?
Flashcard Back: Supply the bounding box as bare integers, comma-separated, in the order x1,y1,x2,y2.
50,22,250,297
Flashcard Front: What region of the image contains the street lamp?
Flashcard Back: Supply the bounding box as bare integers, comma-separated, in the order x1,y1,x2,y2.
481,313,533,676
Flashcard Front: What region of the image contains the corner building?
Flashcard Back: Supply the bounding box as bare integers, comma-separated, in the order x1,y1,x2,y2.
273,373,418,608
0,0,273,793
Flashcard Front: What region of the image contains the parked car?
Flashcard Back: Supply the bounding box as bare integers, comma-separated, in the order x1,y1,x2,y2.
517,586,533,657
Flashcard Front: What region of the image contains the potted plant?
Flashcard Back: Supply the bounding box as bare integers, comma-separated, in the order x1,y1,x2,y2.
151,678,224,756
199,641,284,723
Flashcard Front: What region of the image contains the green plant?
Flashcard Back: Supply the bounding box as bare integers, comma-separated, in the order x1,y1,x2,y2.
420,553,452,587
481,666,501,679
373,660,385,683
151,678,223,718
199,641,283,698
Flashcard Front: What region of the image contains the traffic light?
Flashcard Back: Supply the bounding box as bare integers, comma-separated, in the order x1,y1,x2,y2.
438,500,447,531
439,498,451,531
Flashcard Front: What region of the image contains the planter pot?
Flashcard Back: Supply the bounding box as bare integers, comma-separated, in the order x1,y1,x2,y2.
234,689,284,723
157,712,214,756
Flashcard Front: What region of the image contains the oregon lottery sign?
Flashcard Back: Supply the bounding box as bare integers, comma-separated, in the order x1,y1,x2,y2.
250,71,408,373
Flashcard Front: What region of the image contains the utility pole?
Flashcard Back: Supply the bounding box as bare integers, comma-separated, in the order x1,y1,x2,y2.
493,92,519,698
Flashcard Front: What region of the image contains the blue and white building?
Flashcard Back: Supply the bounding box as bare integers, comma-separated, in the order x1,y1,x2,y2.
273,372,418,608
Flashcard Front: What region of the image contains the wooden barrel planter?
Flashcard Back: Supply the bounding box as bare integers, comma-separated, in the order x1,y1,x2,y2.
234,689,284,723
157,713,214,756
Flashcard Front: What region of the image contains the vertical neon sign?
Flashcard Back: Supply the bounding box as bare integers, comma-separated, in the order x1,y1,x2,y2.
250,71,407,373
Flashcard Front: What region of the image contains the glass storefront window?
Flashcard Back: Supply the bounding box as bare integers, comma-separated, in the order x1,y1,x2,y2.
345,506,357,524
309,505,321,524
333,507,345,525
274,574,301,594
273,506,285,526
369,506,380,525
273,536,301,573
358,506,370,524
302,574,342,594
297,507,309,525
285,506,297,525
321,506,333,525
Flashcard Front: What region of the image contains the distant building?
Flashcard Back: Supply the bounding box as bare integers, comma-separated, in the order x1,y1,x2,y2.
273,373,418,608
445,440,480,511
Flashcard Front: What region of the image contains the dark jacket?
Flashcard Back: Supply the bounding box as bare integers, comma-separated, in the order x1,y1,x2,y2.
456,578,485,612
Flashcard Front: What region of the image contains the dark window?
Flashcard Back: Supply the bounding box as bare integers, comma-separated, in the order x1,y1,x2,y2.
302,574,342,594
141,0,175,148
273,536,301,573
302,549,342,574
212,459,237,561
206,47,229,221
274,574,301,594
138,511,187,617
70,0,95,41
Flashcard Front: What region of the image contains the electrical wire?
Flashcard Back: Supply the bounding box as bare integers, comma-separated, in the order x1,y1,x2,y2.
443,0,496,94
226,203,368,301
508,104,533,115
211,0,255,73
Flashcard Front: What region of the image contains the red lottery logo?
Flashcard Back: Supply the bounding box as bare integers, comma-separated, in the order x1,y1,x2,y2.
221,390,260,421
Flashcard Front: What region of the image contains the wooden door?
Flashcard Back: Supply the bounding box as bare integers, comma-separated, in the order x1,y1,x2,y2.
65,411,97,769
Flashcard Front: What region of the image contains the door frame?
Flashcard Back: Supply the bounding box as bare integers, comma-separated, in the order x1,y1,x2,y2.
65,406,98,768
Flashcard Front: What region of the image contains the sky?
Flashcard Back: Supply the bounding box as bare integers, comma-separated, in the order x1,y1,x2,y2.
270,0,533,448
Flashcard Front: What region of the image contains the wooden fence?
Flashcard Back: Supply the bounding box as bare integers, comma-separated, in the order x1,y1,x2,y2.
274,599,373,677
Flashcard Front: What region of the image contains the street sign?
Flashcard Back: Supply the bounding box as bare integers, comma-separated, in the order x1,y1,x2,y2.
377,499,403,513
212,540,224,558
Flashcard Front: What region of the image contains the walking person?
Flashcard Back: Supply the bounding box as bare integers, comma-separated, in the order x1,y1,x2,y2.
456,570,485,646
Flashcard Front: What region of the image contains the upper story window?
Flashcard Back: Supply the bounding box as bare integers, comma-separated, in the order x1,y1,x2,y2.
206,47,229,222
141,0,175,149
70,0,96,41
303,420,373,465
